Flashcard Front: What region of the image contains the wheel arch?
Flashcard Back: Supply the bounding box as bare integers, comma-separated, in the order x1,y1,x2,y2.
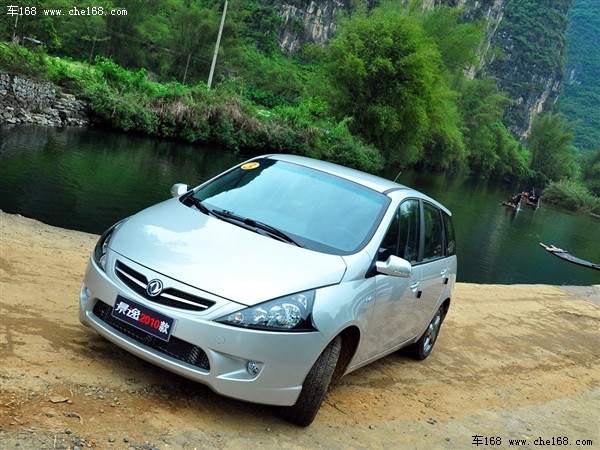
332,325,360,383
441,297,451,319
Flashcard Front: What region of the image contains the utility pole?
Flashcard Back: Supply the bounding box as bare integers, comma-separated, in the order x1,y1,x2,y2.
12,14,18,42
207,0,228,89
89,26,99,65
183,53,191,84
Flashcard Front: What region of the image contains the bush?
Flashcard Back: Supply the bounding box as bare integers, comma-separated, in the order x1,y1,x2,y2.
0,43,47,78
46,56,98,91
542,180,600,215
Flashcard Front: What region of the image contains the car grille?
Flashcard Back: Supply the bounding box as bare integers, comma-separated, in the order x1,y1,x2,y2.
93,301,210,371
115,260,215,311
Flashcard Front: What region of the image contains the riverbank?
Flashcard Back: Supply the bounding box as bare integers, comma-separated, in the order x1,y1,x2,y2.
0,73,89,126
1,211,599,449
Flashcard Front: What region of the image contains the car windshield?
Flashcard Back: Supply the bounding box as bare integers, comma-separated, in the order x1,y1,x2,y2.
191,158,389,255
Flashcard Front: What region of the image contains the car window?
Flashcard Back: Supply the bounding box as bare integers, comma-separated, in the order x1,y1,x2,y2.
422,202,444,262
378,199,420,264
398,200,420,263
443,212,456,256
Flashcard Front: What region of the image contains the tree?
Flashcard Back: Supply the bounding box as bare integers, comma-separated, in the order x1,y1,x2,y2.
419,5,483,75
457,76,531,180
320,4,452,166
528,113,576,182
581,147,600,195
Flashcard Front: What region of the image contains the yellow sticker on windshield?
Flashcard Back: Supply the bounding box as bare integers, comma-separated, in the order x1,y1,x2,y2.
241,162,260,170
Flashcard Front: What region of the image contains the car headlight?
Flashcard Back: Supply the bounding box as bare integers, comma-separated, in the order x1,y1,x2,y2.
215,291,317,332
93,221,122,271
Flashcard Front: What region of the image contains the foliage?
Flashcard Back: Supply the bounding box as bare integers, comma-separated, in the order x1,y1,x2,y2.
0,0,65,48
488,0,573,131
0,42,47,78
54,54,377,172
419,5,484,75
45,55,97,90
542,179,600,215
226,46,304,108
319,4,457,166
528,113,576,183
580,148,600,196
274,97,385,172
560,0,600,152
498,0,571,74
0,0,593,189
456,76,532,181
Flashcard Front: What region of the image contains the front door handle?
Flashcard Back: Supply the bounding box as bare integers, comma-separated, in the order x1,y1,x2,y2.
410,281,420,290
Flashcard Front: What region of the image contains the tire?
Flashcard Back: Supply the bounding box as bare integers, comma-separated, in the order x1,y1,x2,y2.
280,335,342,427
407,305,445,360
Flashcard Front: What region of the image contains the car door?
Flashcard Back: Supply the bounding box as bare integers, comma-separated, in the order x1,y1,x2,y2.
366,199,423,357
411,202,449,336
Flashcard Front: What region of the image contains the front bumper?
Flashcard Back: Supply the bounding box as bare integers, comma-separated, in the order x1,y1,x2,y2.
79,253,327,406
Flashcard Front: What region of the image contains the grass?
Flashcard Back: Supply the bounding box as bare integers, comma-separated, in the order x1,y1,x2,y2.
542,179,600,216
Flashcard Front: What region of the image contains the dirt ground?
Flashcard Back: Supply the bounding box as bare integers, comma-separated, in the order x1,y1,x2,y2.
1,211,599,450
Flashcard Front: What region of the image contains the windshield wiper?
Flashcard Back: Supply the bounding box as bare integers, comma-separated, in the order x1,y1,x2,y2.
186,196,218,218
248,218,303,247
212,209,302,247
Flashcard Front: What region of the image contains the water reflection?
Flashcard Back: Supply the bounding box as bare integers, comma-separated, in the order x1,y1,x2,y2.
1,125,599,285
0,125,243,234
395,170,599,286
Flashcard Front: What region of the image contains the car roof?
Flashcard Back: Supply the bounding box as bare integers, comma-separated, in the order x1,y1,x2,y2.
264,154,404,193
261,154,452,216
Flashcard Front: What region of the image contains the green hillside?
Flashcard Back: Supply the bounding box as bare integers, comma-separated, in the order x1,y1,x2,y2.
560,0,600,153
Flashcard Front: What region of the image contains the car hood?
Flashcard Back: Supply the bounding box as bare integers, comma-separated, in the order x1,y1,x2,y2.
109,199,347,305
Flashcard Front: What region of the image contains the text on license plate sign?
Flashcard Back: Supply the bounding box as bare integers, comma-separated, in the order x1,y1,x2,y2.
111,295,174,342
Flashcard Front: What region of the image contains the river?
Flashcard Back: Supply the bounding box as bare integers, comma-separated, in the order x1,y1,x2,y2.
1,124,598,286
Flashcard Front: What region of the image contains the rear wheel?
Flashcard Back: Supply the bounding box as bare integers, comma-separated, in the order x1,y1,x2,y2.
407,306,444,360
280,335,342,427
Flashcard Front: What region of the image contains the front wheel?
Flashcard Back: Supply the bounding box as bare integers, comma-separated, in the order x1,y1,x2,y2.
407,306,445,360
280,335,342,427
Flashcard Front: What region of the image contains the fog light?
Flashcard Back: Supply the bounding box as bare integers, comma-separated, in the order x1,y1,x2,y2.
81,285,91,301
246,361,263,377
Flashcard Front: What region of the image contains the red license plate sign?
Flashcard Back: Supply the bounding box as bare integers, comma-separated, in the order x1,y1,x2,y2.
111,295,174,342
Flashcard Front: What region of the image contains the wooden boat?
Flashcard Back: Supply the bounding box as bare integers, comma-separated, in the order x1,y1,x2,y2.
539,243,600,271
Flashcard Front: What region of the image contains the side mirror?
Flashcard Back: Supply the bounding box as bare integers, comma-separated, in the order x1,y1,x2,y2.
170,183,190,198
376,255,412,278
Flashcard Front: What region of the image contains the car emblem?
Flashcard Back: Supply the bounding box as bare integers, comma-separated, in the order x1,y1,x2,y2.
147,279,163,297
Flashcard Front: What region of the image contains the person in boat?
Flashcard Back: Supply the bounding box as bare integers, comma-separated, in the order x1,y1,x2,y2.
527,188,540,206
510,192,522,207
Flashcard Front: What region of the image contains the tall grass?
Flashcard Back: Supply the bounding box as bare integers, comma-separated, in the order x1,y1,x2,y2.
0,43,46,77
542,179,600,215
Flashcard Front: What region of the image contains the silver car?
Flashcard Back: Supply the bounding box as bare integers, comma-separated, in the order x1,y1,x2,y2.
79,154,457,426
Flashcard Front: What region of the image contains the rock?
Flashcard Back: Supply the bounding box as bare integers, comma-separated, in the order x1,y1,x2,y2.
0,73,89,127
